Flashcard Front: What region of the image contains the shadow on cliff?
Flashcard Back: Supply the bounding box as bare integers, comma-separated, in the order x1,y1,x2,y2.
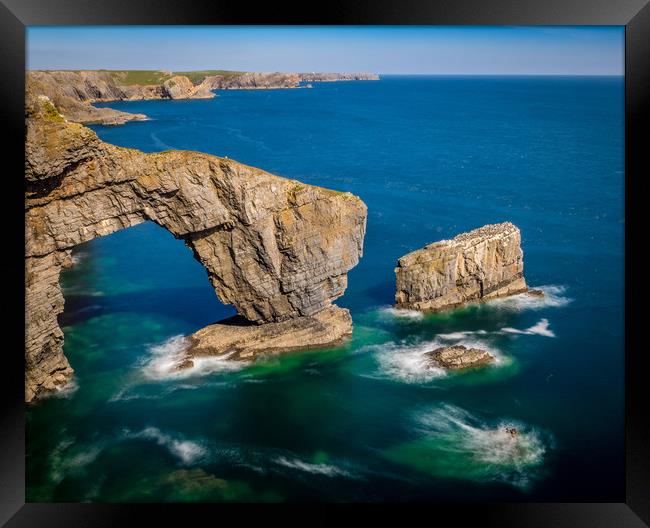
59,286,237,329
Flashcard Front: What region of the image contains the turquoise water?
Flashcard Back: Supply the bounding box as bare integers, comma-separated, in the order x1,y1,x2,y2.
26,76,624,502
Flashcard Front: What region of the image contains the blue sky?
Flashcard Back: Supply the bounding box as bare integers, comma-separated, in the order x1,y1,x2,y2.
27,26,624,75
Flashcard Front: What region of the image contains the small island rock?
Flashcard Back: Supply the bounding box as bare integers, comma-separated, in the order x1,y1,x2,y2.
425,345,495,370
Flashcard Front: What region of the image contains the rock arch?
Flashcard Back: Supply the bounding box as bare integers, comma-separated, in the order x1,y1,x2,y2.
25,96,367,402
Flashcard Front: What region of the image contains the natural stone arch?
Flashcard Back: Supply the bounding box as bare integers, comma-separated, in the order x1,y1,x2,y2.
25,96,367,402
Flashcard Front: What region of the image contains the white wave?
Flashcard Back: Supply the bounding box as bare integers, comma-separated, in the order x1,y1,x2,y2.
109,378,238,403
502,318,555,338
123,427,207,465
274,456,352,478
108,386,164,403
43,378,79,400
378,306,425,320
50,438,103,483
150,132,177,150
439,319,555,340
69,252,85,266
375,340,447,383
415,404,549,489
487,285,571,312
438,330,489,340
140,335,247,381
374,336,507,384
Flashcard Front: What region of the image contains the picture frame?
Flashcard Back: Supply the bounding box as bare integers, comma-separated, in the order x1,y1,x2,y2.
1,0,647,524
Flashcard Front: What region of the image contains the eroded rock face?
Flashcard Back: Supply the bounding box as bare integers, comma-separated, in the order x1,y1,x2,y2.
395,222,528,311
201,72,302,90
24,96,367,402
424,345,495,370
26,71,215,125
186,305,352,362
163,75,214,100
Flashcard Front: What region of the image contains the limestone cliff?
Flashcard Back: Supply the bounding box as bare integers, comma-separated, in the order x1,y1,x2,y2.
299,73,380,82
201,72,302,90
395,223,528,311
27,71,215,125
25,95,367,402
27,70,380,126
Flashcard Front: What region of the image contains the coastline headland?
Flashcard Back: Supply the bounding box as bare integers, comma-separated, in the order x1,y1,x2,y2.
27,70,380,125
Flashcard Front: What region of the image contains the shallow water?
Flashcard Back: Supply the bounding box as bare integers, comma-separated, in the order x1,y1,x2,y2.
26,76,624,502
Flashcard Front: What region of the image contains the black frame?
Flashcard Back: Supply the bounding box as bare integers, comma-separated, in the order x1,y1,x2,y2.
2,0,647,525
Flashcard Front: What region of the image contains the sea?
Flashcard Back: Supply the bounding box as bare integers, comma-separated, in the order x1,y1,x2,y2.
26,75,624,502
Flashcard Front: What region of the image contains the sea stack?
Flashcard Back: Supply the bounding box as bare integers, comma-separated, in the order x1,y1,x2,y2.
395,222,529,311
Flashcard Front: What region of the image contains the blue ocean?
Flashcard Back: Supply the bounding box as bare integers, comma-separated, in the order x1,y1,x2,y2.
26,76,624,502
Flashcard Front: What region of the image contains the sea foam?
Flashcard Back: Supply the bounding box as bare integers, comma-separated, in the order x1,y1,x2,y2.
487,285,571,312
438,319,556,339
123,427,207,465
49,437,103,484
379,306,425,320
274,456,353,478
374,337,506,384
140,335,247,381
413,404,549,489
501,318,555,338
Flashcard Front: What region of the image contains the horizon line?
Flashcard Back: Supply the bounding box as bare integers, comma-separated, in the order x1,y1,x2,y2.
25,68,624,77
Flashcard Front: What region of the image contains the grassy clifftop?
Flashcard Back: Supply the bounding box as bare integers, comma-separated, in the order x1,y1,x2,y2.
47,69,246,86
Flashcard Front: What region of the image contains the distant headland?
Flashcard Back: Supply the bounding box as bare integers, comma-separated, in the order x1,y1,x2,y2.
26,70,380,125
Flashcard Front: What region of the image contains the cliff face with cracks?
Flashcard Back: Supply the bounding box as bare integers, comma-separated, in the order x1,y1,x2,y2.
25,95,367,402
395,222,528,311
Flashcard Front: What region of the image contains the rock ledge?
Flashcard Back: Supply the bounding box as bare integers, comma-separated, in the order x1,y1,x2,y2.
185,305,352,362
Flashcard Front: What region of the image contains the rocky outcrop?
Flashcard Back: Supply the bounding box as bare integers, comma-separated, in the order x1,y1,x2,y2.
201,72,302,90
163,75,214,99
424,345,495,370
299,73,380,82
201,72,379,90
26,70,216,125
185,305,352,363
25,95,367,402
395,222,528,311
26,70,381,126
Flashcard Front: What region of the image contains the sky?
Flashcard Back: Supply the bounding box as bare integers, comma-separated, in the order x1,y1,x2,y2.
26,26,624,75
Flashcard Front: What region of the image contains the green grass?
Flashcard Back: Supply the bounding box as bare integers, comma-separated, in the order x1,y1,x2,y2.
173,70,246,84
110,69,247,86
105,70,173,85
38,69,248,86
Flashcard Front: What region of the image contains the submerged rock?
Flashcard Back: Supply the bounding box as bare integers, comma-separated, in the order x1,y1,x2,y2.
424,345,495,370
24,95,367,402
526,289,545,298
395,222,529,312
505,427,519,438
186,305,352,361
